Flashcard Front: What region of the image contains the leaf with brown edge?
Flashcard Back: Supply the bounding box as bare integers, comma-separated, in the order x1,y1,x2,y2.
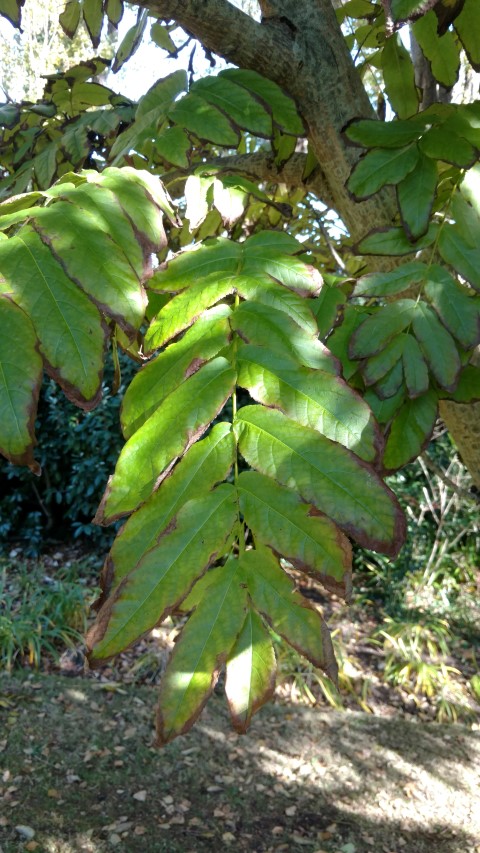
238,471,352,600
234,405,406,558
0,295,42,474
121,305,232,439
0,228,106,410
87,485,237,664
156,557,247,745
236,343,382,463
382,391,438,473
225,607,276,734
100,424,235,606
95,357,236,524
238,546,337,683
412,302,461,392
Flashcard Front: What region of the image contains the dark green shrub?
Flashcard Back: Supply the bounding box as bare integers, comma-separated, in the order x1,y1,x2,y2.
0,353,138,555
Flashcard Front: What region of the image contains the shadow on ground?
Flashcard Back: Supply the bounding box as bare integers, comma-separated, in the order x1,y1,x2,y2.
0,672,479,853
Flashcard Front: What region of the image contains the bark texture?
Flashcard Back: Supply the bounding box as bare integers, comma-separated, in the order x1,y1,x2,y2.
138,0,480,486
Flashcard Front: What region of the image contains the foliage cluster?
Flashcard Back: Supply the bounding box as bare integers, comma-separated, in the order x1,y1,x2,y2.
0,0,480,742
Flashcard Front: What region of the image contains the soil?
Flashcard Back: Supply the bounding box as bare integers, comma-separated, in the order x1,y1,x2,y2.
1,671,479,853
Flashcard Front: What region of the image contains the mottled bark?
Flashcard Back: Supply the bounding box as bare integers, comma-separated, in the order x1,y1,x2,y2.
137,0,479,485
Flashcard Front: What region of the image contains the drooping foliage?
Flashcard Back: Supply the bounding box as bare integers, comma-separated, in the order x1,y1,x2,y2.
1,0,479,742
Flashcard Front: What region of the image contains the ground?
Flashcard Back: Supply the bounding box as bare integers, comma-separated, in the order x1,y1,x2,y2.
1,671,479,853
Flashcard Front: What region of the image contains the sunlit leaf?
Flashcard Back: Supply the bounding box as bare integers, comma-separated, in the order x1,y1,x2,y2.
225,607,276,734
157,558,247,744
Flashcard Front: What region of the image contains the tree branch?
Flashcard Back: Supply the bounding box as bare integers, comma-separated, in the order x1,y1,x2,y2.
136,0,296,81
163,151,334,208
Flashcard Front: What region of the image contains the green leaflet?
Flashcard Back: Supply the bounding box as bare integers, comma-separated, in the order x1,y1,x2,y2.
424,266,480,350
148,233,320,299
0,228,106,408
446,365,480,403
105,0,123,26
221,69,305,136
383,391,438,473
362,336,406,386
401,335,429,398
157,558,247,744
412,12,460,88
122,305,232,438
382,33,419,119
439,225,480,292
356,224,438,255
419,126,477,168
411,302,461,391
238,471,352,598
313,283,347,340
347,144,419,200
0,295,42,472
88,485,237,663
0,0,23,26
150,22,177,53
375,359,404,399
236,343,381,462
91,167,179,251
225,607,276,734
110,71,187,163
234,405,405,557
82,0,103,49
325,304,366,380
349,300,417,359
364,387,405,425
454,0,480,72
344,116,425,149
155,126,190,168
59,0,81,37
231,300,338,373
148,239,239,293
32,202,146,333
354,261,428,298
397,151,437,240
238,546,337,680
236,277,317,335
192,75,272,137
168,93,240,147
51,183,145,279
144,274,235,353
112,9,147,72
97,357,236,522
106,424,235,593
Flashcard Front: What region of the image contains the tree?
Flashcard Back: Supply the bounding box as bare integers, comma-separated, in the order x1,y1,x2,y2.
0,0,479,743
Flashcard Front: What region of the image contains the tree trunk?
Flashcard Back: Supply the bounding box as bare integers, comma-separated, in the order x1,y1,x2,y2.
141,0,480,486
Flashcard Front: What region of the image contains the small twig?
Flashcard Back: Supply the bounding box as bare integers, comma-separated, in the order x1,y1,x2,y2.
421,453,476,503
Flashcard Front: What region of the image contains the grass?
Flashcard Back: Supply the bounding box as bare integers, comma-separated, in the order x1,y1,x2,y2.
0,557,98,672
